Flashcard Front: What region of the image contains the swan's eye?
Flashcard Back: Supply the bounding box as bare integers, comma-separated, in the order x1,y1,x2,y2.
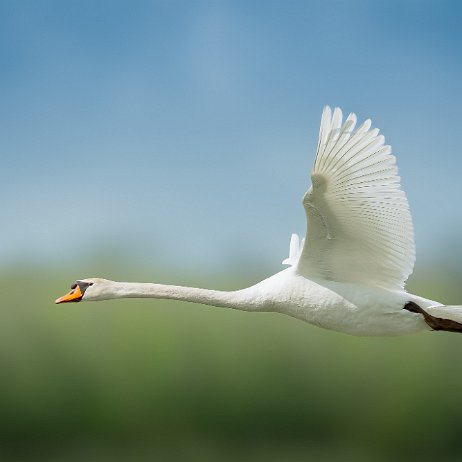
88,283,94,286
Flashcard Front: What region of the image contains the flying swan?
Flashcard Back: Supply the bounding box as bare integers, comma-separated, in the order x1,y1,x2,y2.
56,107,462,336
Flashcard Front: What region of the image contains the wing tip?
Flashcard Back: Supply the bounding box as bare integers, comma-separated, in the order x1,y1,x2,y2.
282,233,304,266
321,106,361,133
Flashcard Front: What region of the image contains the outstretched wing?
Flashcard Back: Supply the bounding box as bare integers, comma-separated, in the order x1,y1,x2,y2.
297,107,415,289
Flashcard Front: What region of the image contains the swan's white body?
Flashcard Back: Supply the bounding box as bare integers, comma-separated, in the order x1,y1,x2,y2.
56,107,462,336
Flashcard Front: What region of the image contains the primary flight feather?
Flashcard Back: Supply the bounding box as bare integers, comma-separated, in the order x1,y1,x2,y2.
56,107,462,336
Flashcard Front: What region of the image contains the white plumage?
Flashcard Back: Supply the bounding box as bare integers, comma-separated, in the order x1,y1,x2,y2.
282,233,304,266
56,106,462,337
299,106,414,289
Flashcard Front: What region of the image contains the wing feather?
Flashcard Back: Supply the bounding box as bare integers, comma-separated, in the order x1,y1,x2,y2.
297,107,415,289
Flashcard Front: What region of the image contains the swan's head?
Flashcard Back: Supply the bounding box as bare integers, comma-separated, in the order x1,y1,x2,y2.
55,278,114,304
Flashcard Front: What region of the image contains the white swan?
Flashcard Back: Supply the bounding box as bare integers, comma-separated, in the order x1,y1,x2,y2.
56,107,462,336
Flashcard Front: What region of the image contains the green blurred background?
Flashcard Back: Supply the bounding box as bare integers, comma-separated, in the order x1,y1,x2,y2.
2,259,462,462
2,0,462,461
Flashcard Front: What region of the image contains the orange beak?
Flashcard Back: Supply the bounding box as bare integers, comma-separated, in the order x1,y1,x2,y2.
55,285,83,304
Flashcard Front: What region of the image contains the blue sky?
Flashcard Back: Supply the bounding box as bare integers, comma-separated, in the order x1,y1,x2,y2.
2,0,462,276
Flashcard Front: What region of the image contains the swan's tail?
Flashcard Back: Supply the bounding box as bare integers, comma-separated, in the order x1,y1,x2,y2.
406,302,462,333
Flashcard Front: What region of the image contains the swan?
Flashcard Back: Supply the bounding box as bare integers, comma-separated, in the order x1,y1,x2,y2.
55,106,462,336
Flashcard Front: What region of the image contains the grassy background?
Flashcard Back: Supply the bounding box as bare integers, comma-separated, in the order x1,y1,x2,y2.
2,261,462,462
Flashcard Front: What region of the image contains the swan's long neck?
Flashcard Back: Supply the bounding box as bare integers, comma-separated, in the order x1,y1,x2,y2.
105,281,263,312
